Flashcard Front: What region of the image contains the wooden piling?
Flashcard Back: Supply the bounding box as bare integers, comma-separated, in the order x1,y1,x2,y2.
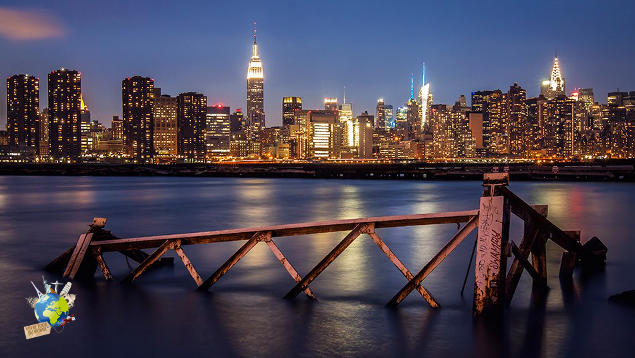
473,179,511,317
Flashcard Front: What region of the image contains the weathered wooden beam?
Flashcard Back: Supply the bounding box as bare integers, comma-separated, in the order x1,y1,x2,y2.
505,206,548,303
505,223,540,302
123,240,175,283
510,241,546,287
387,215,479,307
499,186,582,253
199,232,265,290
92,246,112,281
473,194,511,317
367,230,439,308
174,240,203,287
284,224,366,299
264,235,316,299
64,233,95,279
89,210,479,252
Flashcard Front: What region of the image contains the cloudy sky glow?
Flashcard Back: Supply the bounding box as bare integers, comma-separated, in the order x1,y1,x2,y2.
1,0,634,128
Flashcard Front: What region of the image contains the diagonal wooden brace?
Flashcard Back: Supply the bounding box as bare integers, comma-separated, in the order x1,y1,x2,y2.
510,241,547,288
198,232,265,290
284,224,366,299
174,240,204,287
387,216,479,307
366,227,439,308
92,246,113,281
264,235,317,299
123,240,175,283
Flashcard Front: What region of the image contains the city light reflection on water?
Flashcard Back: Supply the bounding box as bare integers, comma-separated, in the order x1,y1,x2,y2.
0,176,634,357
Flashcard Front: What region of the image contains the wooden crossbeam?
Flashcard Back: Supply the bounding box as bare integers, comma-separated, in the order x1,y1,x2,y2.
284,224,366,299
64,233,94,279
92,246,112,280
123,240,175,283
198,232,265,290
387,216,478,307
89,211,478,252
367,230,439,308
174,240,203,287
264,236,316,299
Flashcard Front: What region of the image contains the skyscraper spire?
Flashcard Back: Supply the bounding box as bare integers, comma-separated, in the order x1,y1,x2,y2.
550,55,564,94
252,22,258,57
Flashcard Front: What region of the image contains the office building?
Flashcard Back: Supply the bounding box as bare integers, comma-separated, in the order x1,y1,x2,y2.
7,74,40,151
48,68,82,160
177,92,207,161
122,76,155,162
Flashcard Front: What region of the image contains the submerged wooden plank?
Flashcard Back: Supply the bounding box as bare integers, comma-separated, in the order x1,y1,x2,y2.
174,241,203,287
264,236,316,299
90,210,479,252
367,231,439,308
63,234,88,277
65,233,95,279
198,232,265,290
387,215,479,307
284,224,366,299
123,240,174,283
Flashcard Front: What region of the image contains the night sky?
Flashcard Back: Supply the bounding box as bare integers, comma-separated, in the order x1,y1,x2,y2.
1,1,634,128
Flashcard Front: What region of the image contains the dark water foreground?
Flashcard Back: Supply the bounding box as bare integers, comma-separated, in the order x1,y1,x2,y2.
0,176,634,357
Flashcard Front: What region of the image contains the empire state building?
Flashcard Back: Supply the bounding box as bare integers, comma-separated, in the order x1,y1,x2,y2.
246,24,264,152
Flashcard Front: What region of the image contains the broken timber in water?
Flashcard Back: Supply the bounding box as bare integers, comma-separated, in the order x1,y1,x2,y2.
46,173,607,317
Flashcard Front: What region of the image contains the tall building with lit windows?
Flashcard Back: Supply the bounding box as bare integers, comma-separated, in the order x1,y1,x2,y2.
247,24,264,153
122,76,155,162
177,92,207,161
541,55,566,100
80,96,92,154
7,74,40,151
48,68,82,160
153,95,178,161
324,98,338,112
508,82,527,156
206,105,231,158
306,110,336,159
282,97,302,126
375,99,386,129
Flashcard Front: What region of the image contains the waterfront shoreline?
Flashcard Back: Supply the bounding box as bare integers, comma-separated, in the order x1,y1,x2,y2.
1,161,634,181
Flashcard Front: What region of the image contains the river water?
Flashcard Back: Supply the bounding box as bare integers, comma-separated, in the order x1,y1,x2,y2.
0,176,634,357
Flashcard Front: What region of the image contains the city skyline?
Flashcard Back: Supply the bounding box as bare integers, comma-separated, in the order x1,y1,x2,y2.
1,1,634,128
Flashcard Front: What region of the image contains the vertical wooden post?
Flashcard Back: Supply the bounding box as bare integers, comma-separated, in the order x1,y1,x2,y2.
473,173,510,317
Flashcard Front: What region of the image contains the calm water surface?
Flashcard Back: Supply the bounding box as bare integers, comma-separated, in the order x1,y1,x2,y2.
1,176,634,357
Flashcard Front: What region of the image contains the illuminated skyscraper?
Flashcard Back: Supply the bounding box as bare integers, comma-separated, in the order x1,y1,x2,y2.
177,92,207,162
153,95,178,161
80,96,92,154
508,82,527,156
246,23,264,152
419,63,430,129
122,76,155,162
375,99,385,129
206,104,231,158
306,110,336,159
384,105,394,128
324,98,338,112
282,97,302,126
541,55,566,100
7,74,39,151
48,68,82,160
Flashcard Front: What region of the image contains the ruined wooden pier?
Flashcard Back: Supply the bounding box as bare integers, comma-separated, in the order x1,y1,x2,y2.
46,173,607,317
